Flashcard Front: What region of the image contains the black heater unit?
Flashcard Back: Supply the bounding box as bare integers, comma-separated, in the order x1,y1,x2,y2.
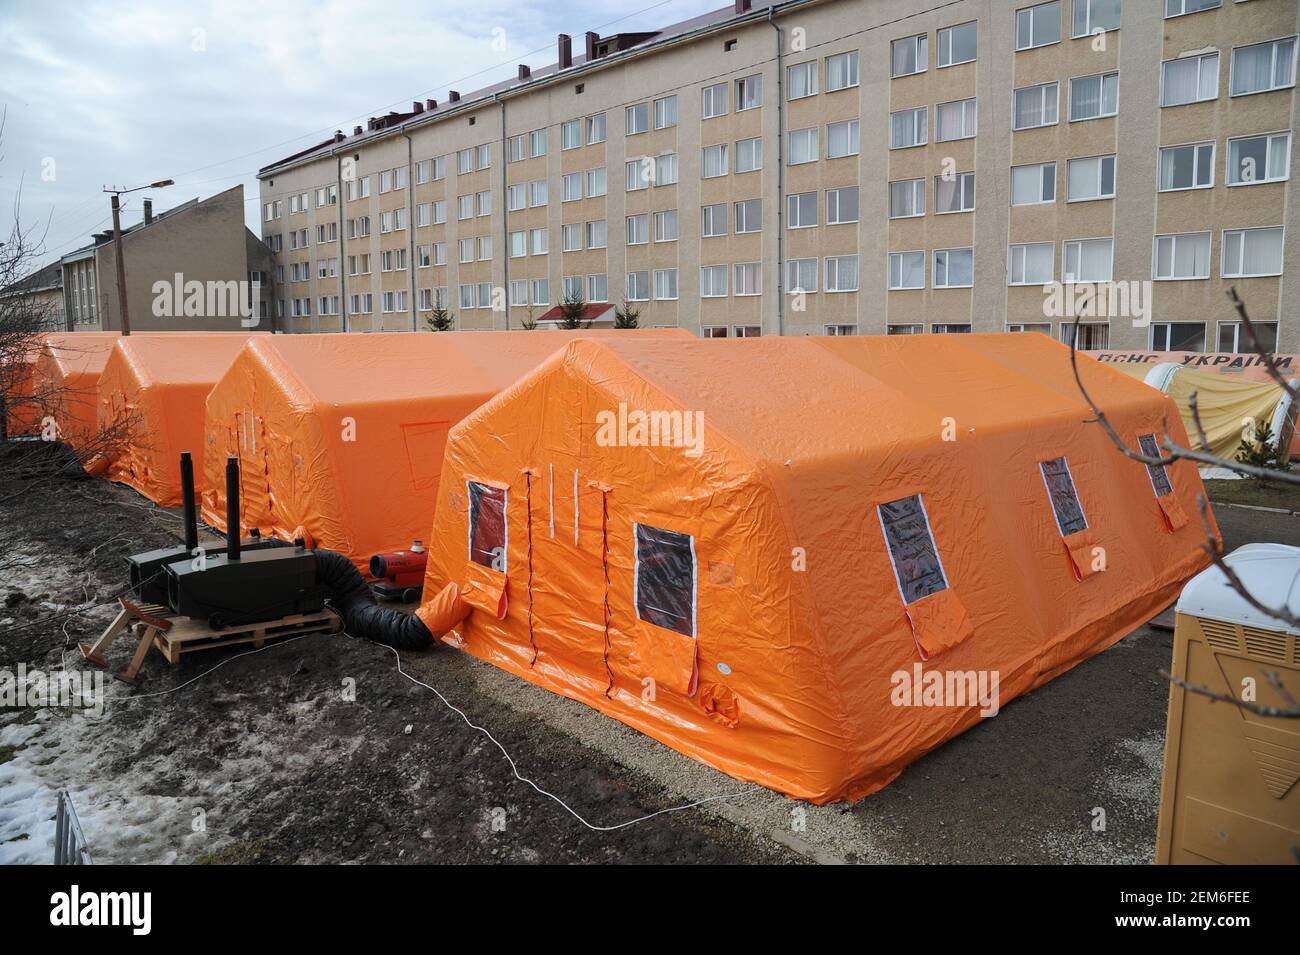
126,452,282,605
164,456,325,629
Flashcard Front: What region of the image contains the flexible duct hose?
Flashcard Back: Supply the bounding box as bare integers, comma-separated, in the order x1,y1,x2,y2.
313,548,436,650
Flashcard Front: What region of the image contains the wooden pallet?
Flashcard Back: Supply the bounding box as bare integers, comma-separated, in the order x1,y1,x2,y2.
80,597,340,686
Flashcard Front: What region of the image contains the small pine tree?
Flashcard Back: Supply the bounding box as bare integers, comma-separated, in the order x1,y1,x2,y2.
519,303,538,330
614,300,640,329
558,288,590,329
1235,418,1288,484
425,306,454,332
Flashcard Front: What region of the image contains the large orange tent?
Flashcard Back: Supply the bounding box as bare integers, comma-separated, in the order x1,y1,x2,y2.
200,329,689,569
96,334,256,505
25,333,125,445
414,334,1215,803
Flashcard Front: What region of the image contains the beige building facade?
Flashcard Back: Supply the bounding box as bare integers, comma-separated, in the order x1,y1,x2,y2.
258,0,1300,351
61,184,275,333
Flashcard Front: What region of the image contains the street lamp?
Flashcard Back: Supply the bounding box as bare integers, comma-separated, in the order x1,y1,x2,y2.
102,179,174,335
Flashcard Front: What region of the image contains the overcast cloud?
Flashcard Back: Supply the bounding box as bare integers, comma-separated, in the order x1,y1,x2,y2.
0,0,707,271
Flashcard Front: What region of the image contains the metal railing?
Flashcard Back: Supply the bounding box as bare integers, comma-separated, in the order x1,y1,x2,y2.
53,790,93,865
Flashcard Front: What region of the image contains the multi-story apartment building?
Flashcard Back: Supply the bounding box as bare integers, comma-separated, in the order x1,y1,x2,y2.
257,0,1300,350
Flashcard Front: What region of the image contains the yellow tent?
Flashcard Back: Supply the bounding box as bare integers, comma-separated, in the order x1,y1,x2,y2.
1142,363,1296,463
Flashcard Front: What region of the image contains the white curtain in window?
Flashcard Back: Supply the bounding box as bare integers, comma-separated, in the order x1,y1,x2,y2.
1232,41,1292,95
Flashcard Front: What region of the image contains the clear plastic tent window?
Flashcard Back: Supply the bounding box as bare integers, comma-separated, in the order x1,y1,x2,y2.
878,495,949,604
634,523,696,637
1040,457,1088,536
1137,433,1174,497
467,481,507,571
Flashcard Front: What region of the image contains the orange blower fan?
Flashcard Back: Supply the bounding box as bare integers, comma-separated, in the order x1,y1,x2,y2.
369,542,428,603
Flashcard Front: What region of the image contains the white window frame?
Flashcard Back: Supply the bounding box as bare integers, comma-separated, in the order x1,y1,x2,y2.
1230,36,1298,97
1068,71,1119,121
1010,162,1057,205
889,107,928,149
1161,52,1220,107
1153,232,1212,281
888,250,925,290
1008,242,1055,286
1226,131,1292,186
1221,226,1284,278
933,248,974,289
889,179,925,219
937,21,977,69
1158,141,1216,191
1062,237,1115,283
1012,82,1059,130
1066,155,1117,202
1016,1,1061,51
890,35,927,78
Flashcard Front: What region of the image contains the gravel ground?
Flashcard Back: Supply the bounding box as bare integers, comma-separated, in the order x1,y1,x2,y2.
2,441,1296,864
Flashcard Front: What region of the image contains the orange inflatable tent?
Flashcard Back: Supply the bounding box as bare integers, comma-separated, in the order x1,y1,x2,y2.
415,334,1215,803
97,334,256,506
201,330,689,568
27,333,125,446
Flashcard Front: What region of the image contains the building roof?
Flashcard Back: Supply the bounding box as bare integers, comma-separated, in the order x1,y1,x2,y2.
258,0,784,177
534,303,616,325
0,259,63,297
59,195,206,265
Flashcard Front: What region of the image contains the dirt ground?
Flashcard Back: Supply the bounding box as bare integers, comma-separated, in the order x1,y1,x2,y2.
1,443,1297,864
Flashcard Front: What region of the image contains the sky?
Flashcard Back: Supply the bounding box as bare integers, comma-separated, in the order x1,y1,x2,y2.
0,0,716,274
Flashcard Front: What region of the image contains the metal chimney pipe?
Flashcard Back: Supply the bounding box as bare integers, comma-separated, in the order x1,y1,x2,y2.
225,456,241,561
179,452,198,553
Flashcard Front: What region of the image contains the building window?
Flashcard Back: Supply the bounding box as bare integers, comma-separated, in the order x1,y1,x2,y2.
889,107,928,148
702,83,728,119
700,265,728,297
1009,242,1054,285
626,159,649,192
736,74,762,110
938,21,977,68
531,279,549,306
1072,0,1121,38
890,179,925,218
826,186,858,224
734,199,762,234
825,256,858,292
627,271,650,302
586,220,608,249
788,127,819,164
1166,0,1220,17
586,167,607,197
561,119,582,150
936,98,977,142
1069,72,1118,120
889,251,925,290
936,172,976,213
654,153,678,186
507,184,526,211
1017,1,1061,50
933,324,972,334
1153,233,1212,280
1162,53,1220,106
702,203,728,237
1221,226,1284,277
888,324,923,335
702,325,728,338
476,191,491,216
529,129,547,158
1231,37,1297,97
1150,322,1207,352
508,280,528,307
891,34,928,77
626,102,649,136
1159,142,1215,190
1227,131,1291,185
1218,321,1279,353
1066,155,1116,201
634,523,696,638
457,195,473,220
476,144,491,170
787,191,817,228
586,113,607,145
826,51,859,90
529,229,545,256
1062,238,1114,282
529,180,548,207
1013,82,1058,129
787,258,817,293
735,137,762,173
654,95,678,129
562,173,581,202
627,213,649,245
702,143,729,178
826,119,860,158
1011,162,1056,205
458,148,474,174
653,268,678,300
654,210,678,242
934,248,974,288
788,61,818,99
733,262,761,296
824,325,856,336
561,223,581,252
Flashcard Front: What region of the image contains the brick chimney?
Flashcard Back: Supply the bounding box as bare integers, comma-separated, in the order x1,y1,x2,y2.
558,33,572,68
734,0,751,11
426,98,437,110
448,89,461,102
354,125,363,136
518,64,530,80
413,101,423,113
143,199,153,225
585,31,599,60
333,130,345,142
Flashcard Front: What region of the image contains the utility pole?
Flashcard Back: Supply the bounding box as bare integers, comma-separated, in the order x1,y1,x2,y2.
103,179,174,335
